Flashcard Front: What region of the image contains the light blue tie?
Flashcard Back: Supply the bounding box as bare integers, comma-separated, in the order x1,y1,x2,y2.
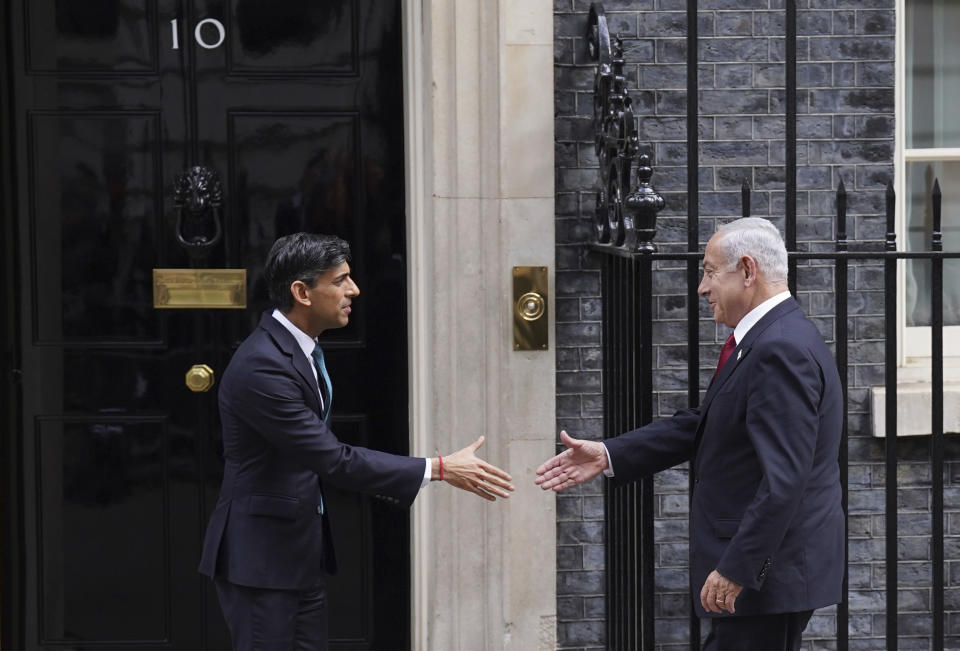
311,344,333,423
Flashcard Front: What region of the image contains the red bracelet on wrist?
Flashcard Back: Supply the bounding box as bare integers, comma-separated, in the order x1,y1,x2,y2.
439,456,444,481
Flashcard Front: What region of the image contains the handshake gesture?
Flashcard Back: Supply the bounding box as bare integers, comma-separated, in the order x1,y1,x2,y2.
441,430,607,500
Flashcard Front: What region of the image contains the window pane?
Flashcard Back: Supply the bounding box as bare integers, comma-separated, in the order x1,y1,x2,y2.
904,160,960,327
907,0,960,148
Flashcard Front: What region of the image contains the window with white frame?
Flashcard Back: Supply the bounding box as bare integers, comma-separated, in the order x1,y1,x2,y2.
899,0,960,363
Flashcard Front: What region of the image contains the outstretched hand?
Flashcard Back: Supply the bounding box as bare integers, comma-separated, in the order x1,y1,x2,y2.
534,430,608,491
440,436,514,501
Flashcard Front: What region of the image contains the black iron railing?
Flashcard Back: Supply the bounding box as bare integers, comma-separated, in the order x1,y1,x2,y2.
586,2,957,650
596,188,959,651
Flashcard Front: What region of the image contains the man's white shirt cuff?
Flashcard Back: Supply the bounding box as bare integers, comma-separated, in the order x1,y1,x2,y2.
602,443,615,477
421,458,431,488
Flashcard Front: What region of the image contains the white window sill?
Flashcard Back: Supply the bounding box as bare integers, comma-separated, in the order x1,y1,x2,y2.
870,378,960,437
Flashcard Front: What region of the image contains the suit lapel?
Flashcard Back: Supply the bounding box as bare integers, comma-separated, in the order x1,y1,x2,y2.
694,298,801,444
259,312,323,415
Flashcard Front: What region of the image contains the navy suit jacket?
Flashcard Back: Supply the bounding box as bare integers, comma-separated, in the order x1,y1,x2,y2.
198,312,425,590
605,298,844,617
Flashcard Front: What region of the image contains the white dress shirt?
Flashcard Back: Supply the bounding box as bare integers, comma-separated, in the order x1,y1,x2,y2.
602,290,792,478
271,309,431,488
732,290,791,346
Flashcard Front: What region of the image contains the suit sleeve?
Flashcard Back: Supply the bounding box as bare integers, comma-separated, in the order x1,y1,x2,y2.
716,340,823,590
604,407,701,484
224,351,425,506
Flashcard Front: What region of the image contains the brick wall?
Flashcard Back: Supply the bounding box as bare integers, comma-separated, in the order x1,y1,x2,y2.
552,1,957,649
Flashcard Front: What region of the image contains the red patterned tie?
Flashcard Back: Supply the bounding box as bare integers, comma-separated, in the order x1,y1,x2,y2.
714,334,736,377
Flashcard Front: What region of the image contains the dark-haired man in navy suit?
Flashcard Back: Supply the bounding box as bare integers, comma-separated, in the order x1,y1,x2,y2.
536,217,844,650
200,232,514,651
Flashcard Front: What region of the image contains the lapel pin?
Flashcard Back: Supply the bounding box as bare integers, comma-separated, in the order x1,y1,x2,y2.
737,349,742,361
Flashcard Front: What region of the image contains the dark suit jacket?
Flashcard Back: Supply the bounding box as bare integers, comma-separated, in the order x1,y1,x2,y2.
605,298,844,617
198,312,425,590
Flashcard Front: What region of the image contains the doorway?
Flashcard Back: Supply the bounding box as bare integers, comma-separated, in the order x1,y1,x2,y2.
1,1,409,648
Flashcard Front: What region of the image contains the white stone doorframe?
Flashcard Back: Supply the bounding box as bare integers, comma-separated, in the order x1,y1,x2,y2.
401,1,557,649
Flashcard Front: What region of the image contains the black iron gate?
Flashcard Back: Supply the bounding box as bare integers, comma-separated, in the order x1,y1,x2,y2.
587,3,959,650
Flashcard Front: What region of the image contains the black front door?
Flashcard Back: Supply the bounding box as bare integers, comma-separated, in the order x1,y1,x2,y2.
1,1,409,649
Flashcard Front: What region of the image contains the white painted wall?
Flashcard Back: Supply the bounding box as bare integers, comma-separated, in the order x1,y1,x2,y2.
403,1,558,649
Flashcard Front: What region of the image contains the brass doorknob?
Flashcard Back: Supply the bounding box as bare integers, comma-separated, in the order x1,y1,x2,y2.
185,364,215,392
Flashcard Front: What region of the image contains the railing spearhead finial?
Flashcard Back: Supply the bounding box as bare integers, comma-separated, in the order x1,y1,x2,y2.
885,181,896,252
836,179,848,250
932,178,943,251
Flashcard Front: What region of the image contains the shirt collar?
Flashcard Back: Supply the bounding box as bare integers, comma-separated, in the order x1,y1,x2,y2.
733,290,791,344
272,308,317,360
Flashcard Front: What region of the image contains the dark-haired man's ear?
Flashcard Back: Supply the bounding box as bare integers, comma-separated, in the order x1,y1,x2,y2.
290,281,311,307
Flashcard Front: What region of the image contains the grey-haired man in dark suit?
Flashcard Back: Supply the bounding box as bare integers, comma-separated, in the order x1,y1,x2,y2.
536,218,844,651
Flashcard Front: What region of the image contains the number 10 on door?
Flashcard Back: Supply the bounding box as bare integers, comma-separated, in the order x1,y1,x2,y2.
170,18,226,50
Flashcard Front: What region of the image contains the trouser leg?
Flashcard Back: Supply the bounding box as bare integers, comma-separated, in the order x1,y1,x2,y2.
214,579,329,651
703,609,814,651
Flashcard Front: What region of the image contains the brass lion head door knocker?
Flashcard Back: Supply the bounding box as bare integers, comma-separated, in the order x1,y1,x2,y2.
173,165,223,266
154,165,245,310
